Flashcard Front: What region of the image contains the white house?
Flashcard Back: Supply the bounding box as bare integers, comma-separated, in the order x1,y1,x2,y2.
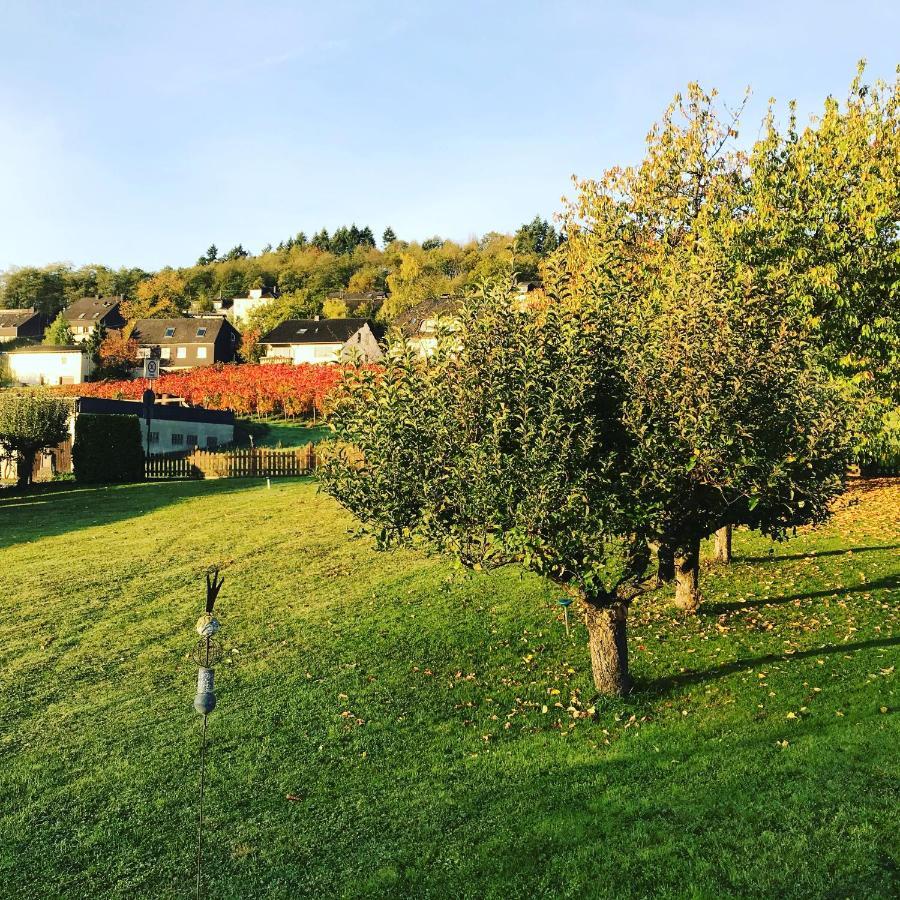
259,318,385,364
4,345,94,385
217,287,278,324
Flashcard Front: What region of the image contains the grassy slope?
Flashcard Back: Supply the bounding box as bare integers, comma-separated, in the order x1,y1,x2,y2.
0,478,896,899
256,420,329,448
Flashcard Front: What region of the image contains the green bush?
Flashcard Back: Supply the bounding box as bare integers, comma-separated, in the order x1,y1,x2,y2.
72,414,144,484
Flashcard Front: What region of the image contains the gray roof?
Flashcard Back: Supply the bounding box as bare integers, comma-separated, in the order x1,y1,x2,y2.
7,344,84,354
261,318,385,345
0,308,41,330
132,317,237,344
75,396,234,425
63,297,124,323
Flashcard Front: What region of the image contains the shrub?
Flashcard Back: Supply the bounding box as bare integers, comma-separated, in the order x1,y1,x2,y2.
72,414,144,484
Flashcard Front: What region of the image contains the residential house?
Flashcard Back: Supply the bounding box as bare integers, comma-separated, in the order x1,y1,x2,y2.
259,318,385,364
225,287,278,324
393,295,462,356
0,308,44,343
131,317,241,371
75,396,235,454
62,296,126,342
4,345,94,385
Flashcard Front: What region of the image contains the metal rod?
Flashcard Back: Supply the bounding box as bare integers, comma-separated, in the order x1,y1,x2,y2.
196,713,208,900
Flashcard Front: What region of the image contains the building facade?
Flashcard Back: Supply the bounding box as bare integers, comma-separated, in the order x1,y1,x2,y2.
0,308,44,343
259,318,385,364
75,396,235,453
62,297,126,342
132,317,240,371
5,345,94,385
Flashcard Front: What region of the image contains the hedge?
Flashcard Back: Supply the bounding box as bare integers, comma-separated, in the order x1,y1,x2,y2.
72,414,144,484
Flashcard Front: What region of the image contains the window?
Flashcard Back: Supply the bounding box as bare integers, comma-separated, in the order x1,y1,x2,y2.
171,433,184,446
79,313,86,319
196,346,208,360
176,347,187,359
149,431,159,444
206,435,218,449
164,327,176,338
196,327,207,337
186,434,198,447
160,347,171,359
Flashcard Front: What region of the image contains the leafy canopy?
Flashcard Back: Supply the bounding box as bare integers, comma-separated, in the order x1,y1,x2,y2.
321,281,649,603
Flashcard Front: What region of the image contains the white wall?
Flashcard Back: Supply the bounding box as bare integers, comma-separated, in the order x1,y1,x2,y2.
265,342,344,364
339,323,383,362
140,418,234,454
231,295,272,324
7,351,93,385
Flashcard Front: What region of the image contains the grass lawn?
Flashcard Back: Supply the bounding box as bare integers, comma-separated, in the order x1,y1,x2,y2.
252,418,329,448
0,477,897,898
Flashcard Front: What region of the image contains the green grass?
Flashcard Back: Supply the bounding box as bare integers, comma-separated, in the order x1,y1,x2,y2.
238,418,329,448
0,477,897,898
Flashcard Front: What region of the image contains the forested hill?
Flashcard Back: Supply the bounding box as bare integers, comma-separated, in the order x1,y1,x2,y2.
0,217,560,325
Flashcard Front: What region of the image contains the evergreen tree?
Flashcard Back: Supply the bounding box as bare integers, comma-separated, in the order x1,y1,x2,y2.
382,226,397,247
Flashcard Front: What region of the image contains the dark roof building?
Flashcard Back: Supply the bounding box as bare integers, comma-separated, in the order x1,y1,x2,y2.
62,297,126,340
132,317,241,370
0,308,44,343
260,318,385,364
392,295,463,339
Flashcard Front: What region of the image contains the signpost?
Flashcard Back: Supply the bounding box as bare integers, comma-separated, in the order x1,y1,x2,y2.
142,388,155,459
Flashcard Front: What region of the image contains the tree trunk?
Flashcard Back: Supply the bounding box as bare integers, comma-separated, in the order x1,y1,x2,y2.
16,450,35,489
583,599,631,696
674,539,702,612
656,543,675,585
713,525,732,564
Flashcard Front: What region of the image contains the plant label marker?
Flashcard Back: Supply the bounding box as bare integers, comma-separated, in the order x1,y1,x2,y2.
557,597,574,636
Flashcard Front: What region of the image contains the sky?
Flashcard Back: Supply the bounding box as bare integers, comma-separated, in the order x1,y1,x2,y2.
0,1,897,272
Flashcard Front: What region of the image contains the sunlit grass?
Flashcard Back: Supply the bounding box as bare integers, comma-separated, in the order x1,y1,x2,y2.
0,477,896,898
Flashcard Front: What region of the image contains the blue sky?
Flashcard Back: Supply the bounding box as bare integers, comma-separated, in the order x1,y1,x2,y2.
0,1,897,271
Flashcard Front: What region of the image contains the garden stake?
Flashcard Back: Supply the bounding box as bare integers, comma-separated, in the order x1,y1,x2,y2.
194,568,224,900
557,597,573,637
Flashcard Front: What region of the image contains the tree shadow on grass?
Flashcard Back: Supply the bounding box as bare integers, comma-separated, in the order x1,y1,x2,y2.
0,477,316,552
644,634,900,696
701,574,900,615
739,544,900,564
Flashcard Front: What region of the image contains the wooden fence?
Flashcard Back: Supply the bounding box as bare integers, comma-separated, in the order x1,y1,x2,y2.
145,445,318,480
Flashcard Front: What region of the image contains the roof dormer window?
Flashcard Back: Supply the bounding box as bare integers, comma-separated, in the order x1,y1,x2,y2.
164,327,176,338
196,327,207,337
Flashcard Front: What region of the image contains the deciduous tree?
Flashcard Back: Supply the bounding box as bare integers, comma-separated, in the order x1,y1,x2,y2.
44,312,73,345
321,283,650,696
0,392,71,487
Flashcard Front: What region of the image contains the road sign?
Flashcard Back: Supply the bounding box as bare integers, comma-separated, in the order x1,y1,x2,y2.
144,358,160,379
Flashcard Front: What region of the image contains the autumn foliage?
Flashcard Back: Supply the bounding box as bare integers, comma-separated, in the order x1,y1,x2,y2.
57,363,355,417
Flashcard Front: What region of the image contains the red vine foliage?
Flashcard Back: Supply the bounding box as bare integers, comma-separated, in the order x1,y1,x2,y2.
56,363,366,417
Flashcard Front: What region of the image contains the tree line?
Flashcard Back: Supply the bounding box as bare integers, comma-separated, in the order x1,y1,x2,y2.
0,217,561,326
